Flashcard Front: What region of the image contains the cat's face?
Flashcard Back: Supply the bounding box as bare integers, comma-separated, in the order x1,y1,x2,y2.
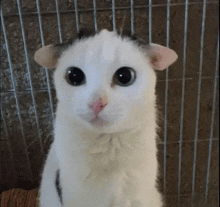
34,29,177,134
54,30,157,133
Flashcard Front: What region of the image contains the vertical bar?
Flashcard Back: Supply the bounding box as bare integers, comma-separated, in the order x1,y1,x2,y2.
163,0,171,197
205,32,219,203
35,0,45,46
192,0,207,204
178,0,189,204
74,0,80,33
54,0,63,43
149,0,152,43
1,110,11,155
16,0,44,152
112,0,116,31
1,5,34,181
35,0,55,123
130,0,134,35
93,0,98,31
1,109,17,179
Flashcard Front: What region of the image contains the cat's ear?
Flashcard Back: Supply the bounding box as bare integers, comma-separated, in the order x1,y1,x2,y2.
34,43,70,68
147,43,178,70
34,28,95,68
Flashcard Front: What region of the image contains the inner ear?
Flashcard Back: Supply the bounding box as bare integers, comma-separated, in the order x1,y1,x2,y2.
147,43,178,70
34,43,70,68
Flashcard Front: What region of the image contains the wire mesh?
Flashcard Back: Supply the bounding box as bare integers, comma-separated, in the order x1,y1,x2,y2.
1,5,34,181
35,0,55,123
178,0,189,204
192,0,207,204
205,31,219,203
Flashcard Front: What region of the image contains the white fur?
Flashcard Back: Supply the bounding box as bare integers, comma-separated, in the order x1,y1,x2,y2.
39,30,163,207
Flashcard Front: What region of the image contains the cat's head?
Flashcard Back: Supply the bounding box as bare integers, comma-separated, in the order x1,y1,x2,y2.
34,29,177,133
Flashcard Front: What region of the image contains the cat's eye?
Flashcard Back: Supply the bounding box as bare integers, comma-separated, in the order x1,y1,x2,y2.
66,67,85,86
114,67,136,86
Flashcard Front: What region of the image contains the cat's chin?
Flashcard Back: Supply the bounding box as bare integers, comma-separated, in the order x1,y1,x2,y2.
79,114,111,127
83,117,132,134
79,116,117,133
90,116,110,127
76,114,132,134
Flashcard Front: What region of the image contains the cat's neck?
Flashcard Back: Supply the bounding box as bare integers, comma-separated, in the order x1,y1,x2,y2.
54,115,157,179
55,114,157,154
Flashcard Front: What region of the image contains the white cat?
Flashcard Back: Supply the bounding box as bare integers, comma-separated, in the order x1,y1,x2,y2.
34,29,178,207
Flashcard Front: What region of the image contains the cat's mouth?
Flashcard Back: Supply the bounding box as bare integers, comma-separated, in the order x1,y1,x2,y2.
90,116,109,127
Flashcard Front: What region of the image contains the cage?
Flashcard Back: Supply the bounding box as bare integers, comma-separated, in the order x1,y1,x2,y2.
1,0,219,206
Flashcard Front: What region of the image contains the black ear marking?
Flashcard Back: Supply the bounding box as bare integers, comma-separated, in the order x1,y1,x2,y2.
77,28,96,39
122,30,137,40
119,29,147,45
54,27,96,47
118,29,133,38
55,169,63,205
54,42,72,53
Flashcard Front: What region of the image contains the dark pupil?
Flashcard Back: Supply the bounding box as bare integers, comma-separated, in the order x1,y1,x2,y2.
67,67,85,86
116,67,132,84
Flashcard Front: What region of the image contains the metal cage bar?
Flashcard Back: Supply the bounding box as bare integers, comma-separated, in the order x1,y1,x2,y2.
16,0,44,153
2,2,218,19
55,0,63,43
149,0,152,43
163,0,171,196
205,32,219,203
178,0,189,204
191,0,207,204
74,0,80,33
130,0,134,35
93,0,98,31
35,0,55,123
1,109,16,178
112,0,116,31
1,5,34,181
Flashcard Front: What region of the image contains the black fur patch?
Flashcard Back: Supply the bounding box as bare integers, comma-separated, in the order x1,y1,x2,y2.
118,29,148,45
53,42,71,58
77,28,145,45
119,29,136,40
50,28,96,59
54,42,71,49
55,169,63,205
77,28,96,39
52,28,146,59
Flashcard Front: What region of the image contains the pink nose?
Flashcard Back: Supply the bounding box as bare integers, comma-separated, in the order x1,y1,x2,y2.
89,98,108,116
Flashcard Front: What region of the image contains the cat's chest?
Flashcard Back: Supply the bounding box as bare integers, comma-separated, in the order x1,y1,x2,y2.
61,169,140,207
86,134,123,158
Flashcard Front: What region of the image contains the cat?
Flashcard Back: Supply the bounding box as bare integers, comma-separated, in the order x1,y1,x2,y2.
34,28,178,207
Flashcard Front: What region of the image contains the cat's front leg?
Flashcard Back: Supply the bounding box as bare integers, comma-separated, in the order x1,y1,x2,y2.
39,145,62,207
129,192,163,207
57,155,92,207
139,188,163,207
